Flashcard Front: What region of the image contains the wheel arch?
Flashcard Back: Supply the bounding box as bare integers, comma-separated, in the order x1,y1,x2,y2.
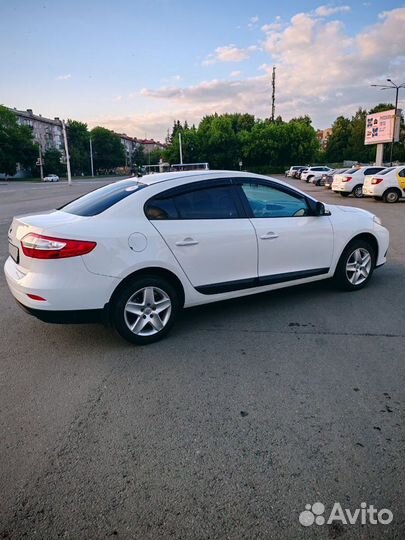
383,186,401,199
340,232,379,264
352,184,363,193
109,267,186,310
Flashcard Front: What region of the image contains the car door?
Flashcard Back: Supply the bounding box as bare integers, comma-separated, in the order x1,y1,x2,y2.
145,180,258,290
238,180,334,281
397,167,405,191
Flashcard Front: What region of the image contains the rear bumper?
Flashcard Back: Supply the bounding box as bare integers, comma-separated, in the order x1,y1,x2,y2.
16,300,109,324
363,184,383,197
332,184,350,192
4,256,119,312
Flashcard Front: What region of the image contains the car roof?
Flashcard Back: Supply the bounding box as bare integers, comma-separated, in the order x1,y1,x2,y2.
136,169,276,186
115,169,318,205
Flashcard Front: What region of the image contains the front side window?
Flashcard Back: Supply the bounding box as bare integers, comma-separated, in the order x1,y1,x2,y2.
145,185,239,220
241,183,309,218
398,168,405,178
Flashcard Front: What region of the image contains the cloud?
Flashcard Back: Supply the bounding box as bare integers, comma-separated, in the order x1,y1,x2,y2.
248,15,259,29
56,74,71,81
315,5,351,17
95,7,405,138
202,44,259,65
230,70,242,77
261,22,282,32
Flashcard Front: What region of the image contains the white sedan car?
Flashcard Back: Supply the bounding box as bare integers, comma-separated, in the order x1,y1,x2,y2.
43,174,59,182
5,171,389,344
301,166,332,183
363,166,405,203
332,166,385,198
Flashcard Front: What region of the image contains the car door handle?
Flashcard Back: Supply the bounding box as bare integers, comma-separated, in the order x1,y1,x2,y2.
260,232,279,240
175,238,199,246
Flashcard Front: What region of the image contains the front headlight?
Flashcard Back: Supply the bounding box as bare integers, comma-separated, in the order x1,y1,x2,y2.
373,215,382,226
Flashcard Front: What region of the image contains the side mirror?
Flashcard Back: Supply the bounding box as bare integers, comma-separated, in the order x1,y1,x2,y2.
315,201,331,216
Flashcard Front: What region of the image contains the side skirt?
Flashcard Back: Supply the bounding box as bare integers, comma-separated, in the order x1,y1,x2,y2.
195,268,330,295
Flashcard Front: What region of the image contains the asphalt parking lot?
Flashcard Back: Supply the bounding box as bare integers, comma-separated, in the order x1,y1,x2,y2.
0,175,404,539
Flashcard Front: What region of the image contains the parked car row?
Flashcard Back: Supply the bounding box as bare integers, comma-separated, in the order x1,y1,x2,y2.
287,164,405,203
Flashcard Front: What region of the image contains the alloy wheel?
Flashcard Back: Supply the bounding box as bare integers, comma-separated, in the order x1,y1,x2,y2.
353,186,363,198
124,286,172,336
345,248,372,286
385,190,399,203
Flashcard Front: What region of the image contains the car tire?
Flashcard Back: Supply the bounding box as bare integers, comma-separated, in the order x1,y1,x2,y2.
382,188,400,204
352,185,363,198
333,239,376,291
111,275,181,344
340,192,350,197
306,176,313,183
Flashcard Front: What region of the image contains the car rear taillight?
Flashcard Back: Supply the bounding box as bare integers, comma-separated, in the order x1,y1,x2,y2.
371,177,384,185
21,233,96,259
342,176,352,182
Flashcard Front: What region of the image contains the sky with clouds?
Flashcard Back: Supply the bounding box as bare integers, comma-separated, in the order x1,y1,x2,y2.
1,0,404,140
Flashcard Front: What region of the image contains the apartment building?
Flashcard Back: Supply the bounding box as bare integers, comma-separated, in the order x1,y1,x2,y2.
10,108,65,154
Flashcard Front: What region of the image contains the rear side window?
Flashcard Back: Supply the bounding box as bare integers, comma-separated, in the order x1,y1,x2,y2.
145,197,178,220
60,180,146,216
174,186,238,219
145,185,239,220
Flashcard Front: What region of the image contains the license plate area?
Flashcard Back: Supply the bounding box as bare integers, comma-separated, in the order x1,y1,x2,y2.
8,242,19,264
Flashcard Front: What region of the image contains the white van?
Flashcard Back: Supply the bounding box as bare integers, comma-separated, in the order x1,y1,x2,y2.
363,166,405,203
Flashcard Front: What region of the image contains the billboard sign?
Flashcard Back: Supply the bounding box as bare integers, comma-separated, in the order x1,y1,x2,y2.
364,109,400,145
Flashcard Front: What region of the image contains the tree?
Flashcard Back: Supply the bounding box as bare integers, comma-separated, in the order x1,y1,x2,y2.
346,108,369,162
132,144,146,166
240,118,318,168
90,126,125,172
324,116,352,162
164,124,201,164
0,105,38,176
197,114,244,168
289,115,312,127
147,148,165,165
67,120,90,175
43,149,66,176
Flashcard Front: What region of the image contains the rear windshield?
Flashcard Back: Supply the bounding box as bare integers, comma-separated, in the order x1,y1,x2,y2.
60,180,146,216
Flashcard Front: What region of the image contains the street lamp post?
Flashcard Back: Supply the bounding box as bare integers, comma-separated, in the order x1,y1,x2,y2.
371,79,405,166
61,120,72,185
89,137,94,177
